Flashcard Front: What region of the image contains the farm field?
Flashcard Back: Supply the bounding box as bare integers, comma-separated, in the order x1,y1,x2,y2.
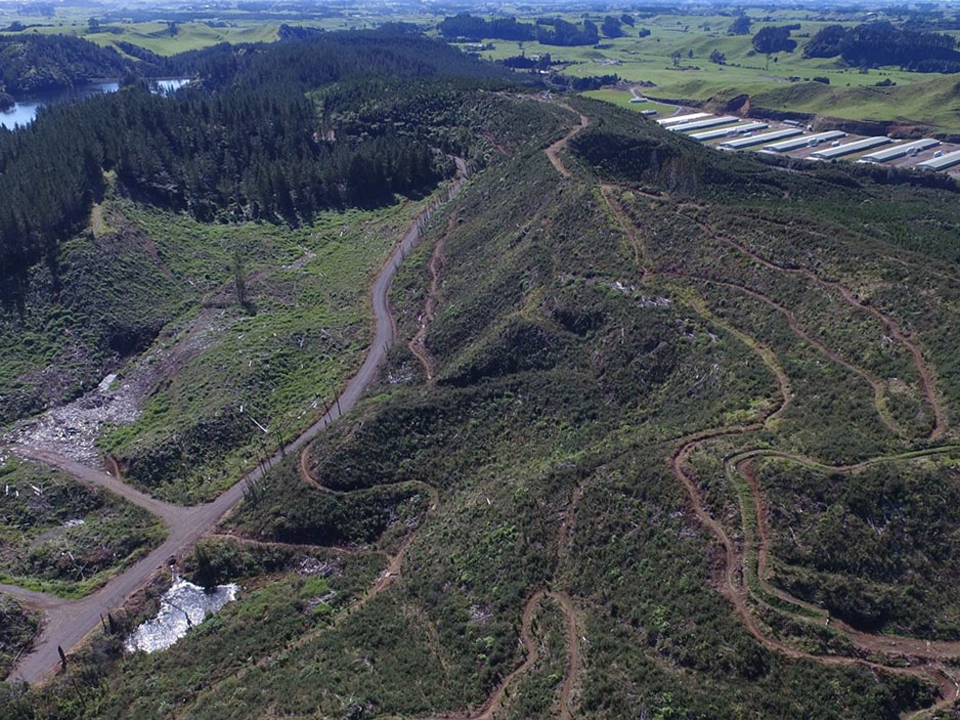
2,3,958,131
580,88,679,117
3,18,960,720
448,10,960,133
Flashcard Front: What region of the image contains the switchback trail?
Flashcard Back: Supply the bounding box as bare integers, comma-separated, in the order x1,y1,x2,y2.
667,329,960,719
734,448,960,660
605,183,946,441
5,162,468,685
664,272,906,438
597,158,958,716
700,217,946,441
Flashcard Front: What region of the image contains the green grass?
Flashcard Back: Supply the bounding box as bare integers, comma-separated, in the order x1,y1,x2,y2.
450,9,960,133
3,4,957,129
579,88,677,117
0,15,426,56
97,194,445,504
746,74,960,129
0,457,165,598
3,80,958,720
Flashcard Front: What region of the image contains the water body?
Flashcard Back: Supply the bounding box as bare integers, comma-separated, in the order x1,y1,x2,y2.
0,77,190,131
124,576,238,654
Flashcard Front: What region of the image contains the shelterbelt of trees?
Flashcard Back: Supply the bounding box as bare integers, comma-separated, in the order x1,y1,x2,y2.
0,30,520,302
438,12,608,46
804,20,960,72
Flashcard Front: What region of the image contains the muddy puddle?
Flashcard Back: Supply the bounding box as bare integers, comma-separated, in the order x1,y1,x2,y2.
124,576,239,653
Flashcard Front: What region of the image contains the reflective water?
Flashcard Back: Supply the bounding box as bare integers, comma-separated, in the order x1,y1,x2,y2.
0,78,190,131
124,576,238,654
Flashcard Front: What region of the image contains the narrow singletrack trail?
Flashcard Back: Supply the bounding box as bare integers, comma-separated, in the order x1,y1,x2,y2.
544,106,589,178
597,166,958,716
600,183,647,280
296,446,439,617
409,209,459,383
4,162,469,685
416,591,579,720
735,450,960,661
179,135,583,718
663,272,906,438
604,184,946,441
709,227,946,441
175,450,443,718
668,347,960,718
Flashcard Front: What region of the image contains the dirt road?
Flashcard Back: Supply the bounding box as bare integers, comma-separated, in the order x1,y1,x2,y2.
5,162,468,685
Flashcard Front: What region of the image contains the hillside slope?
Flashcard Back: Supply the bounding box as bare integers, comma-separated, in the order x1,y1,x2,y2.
6,88,960,720
666,74,960,135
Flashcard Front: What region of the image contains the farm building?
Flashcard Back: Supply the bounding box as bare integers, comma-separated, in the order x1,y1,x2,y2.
668,116,739,132
762,131,846,153
810,136,891,160
689,122,769,141
718,128,804,150
859,139,940,163
656,112,711,126
916,149,960,171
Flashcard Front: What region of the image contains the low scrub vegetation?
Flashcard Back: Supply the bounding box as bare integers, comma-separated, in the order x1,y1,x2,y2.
4,39,960,720
0,459,164,596
0,595,39,680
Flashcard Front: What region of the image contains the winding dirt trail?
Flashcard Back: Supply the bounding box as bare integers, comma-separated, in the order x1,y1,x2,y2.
544,106,589,178
668,350,960,718
603,182,945,441
735,451,960,659
411,591,579,720
3,162,469,685
665,273,906,437
297,447,439,614
596,158,958,716
710,228,946,441
408,209,459,383
174,137,599,719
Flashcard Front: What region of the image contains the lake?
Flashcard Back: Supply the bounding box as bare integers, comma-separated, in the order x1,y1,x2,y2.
0,78,190,131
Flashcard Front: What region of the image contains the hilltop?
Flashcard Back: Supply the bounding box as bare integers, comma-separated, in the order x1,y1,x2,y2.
3,28,960,720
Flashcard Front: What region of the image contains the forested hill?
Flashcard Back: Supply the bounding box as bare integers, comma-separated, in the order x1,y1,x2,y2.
0,31,524,303
803,20,960,72
0,34,175,94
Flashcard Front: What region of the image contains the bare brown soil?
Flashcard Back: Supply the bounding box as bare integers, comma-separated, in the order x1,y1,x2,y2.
408,209,459,383
597,172,959,717
544,107,589,178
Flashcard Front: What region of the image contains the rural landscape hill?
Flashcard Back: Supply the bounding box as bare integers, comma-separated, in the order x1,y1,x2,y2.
2,7,960,720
